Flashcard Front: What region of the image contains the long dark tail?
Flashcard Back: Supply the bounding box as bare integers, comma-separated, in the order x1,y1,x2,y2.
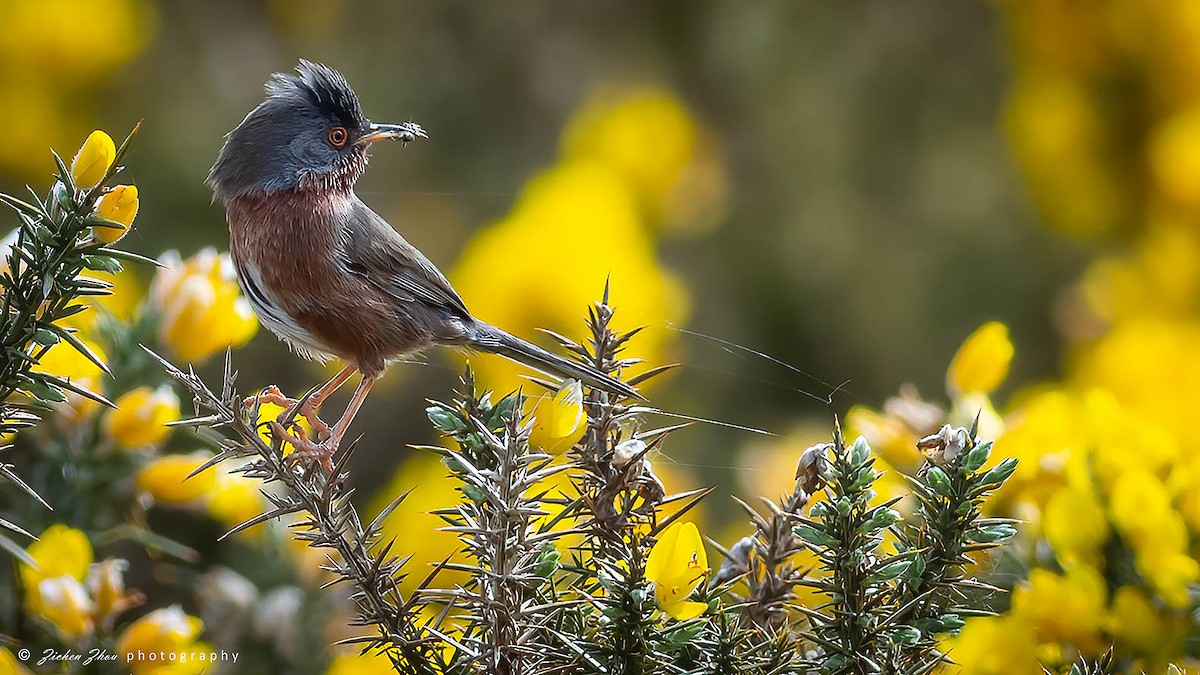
468,323,643,400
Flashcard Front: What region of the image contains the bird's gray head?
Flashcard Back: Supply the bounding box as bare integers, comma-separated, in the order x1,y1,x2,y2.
208,60,426,202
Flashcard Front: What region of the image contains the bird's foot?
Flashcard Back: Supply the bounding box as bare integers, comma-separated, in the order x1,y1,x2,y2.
270,420,336,472
245,384,296,411
248,385,333,443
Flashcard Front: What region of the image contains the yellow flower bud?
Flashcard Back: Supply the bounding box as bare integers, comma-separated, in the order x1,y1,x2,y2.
71,130,117,189
645,521,708,620
93,185,139,243
253,395,312,456
137,451,218,504
528,380,587,453
32,575,95,641
104,385,180,449
150,249,258,363
116,606,204,673
1011,567,1107,651
946,321,1014,396
1042,486,1108,565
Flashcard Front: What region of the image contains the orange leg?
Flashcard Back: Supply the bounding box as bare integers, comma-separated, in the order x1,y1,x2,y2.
297,365,357,431
291,372,379,472
304,365,357,410
325,372,380,451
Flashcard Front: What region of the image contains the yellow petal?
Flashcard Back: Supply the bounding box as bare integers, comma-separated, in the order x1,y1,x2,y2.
20,524,94,589
93,185,139,243
528,380,586,453
71,130,117,189
646,521,708,619
104,385,180,449
207,465,266,533
151,249,258,363
660,599,707,621
946,321,1014,395
117,606,203,662
32,575,95,641
137,452,218,504
646,520,686,584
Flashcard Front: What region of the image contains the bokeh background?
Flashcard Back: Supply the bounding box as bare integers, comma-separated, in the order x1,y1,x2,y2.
7,0,1200,670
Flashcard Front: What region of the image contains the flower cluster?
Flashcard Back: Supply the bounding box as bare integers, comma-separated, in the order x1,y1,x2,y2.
15,524,206,673
0,131,275,672
149,248,258,364
450,86,725,394
865,2,1200,671
851,315,1200,671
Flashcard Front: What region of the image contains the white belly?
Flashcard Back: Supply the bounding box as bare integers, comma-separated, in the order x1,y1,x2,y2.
234,257,334,362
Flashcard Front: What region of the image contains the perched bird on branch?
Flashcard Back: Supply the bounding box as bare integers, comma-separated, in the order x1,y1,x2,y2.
208,60,639,464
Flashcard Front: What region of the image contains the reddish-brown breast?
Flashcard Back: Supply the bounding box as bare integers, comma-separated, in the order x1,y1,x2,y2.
226,189,410,374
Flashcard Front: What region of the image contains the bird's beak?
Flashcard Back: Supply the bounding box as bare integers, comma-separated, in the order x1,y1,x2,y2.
357,121,428,146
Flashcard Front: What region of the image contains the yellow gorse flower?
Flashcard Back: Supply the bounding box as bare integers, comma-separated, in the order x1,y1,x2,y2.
528,380,586,453
20,524,93,588
32,337,108,422
105,385,180,449
646,521,708,621
136,451,218,504
252,394,313,456
941,614,1039,674
946,321,1014,396
1106,585,1181,657
1041,485,1108,567
150,248,258,363
20,525,96,641
451,93,697,395
93,184,139,243
138,453,264,536
71,129,116,189
1010,566,1107,652
34,575,95,641
562,88,725,232
116,606,206,675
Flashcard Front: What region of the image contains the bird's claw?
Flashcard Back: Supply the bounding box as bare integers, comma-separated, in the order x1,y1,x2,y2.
269,420,336,472
245,384,296,411
248,385,333,442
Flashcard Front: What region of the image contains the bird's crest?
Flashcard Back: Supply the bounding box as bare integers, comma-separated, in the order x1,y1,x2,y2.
266,60,367,128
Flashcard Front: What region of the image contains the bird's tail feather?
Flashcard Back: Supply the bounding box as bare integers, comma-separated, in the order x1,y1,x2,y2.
469,323,642,400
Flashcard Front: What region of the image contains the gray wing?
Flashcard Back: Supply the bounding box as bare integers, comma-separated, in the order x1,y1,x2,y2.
339,197,472,320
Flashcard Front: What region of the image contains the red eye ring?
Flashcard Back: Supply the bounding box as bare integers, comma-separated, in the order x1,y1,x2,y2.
328,126,348,148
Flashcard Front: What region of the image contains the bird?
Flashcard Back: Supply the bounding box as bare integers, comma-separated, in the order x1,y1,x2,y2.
207,60,640,463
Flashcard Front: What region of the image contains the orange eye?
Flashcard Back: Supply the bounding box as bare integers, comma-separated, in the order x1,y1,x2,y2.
328,126,348,148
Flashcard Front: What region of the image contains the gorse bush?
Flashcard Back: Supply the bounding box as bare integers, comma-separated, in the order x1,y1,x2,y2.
151,280,1019,674
0,131,1025,674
